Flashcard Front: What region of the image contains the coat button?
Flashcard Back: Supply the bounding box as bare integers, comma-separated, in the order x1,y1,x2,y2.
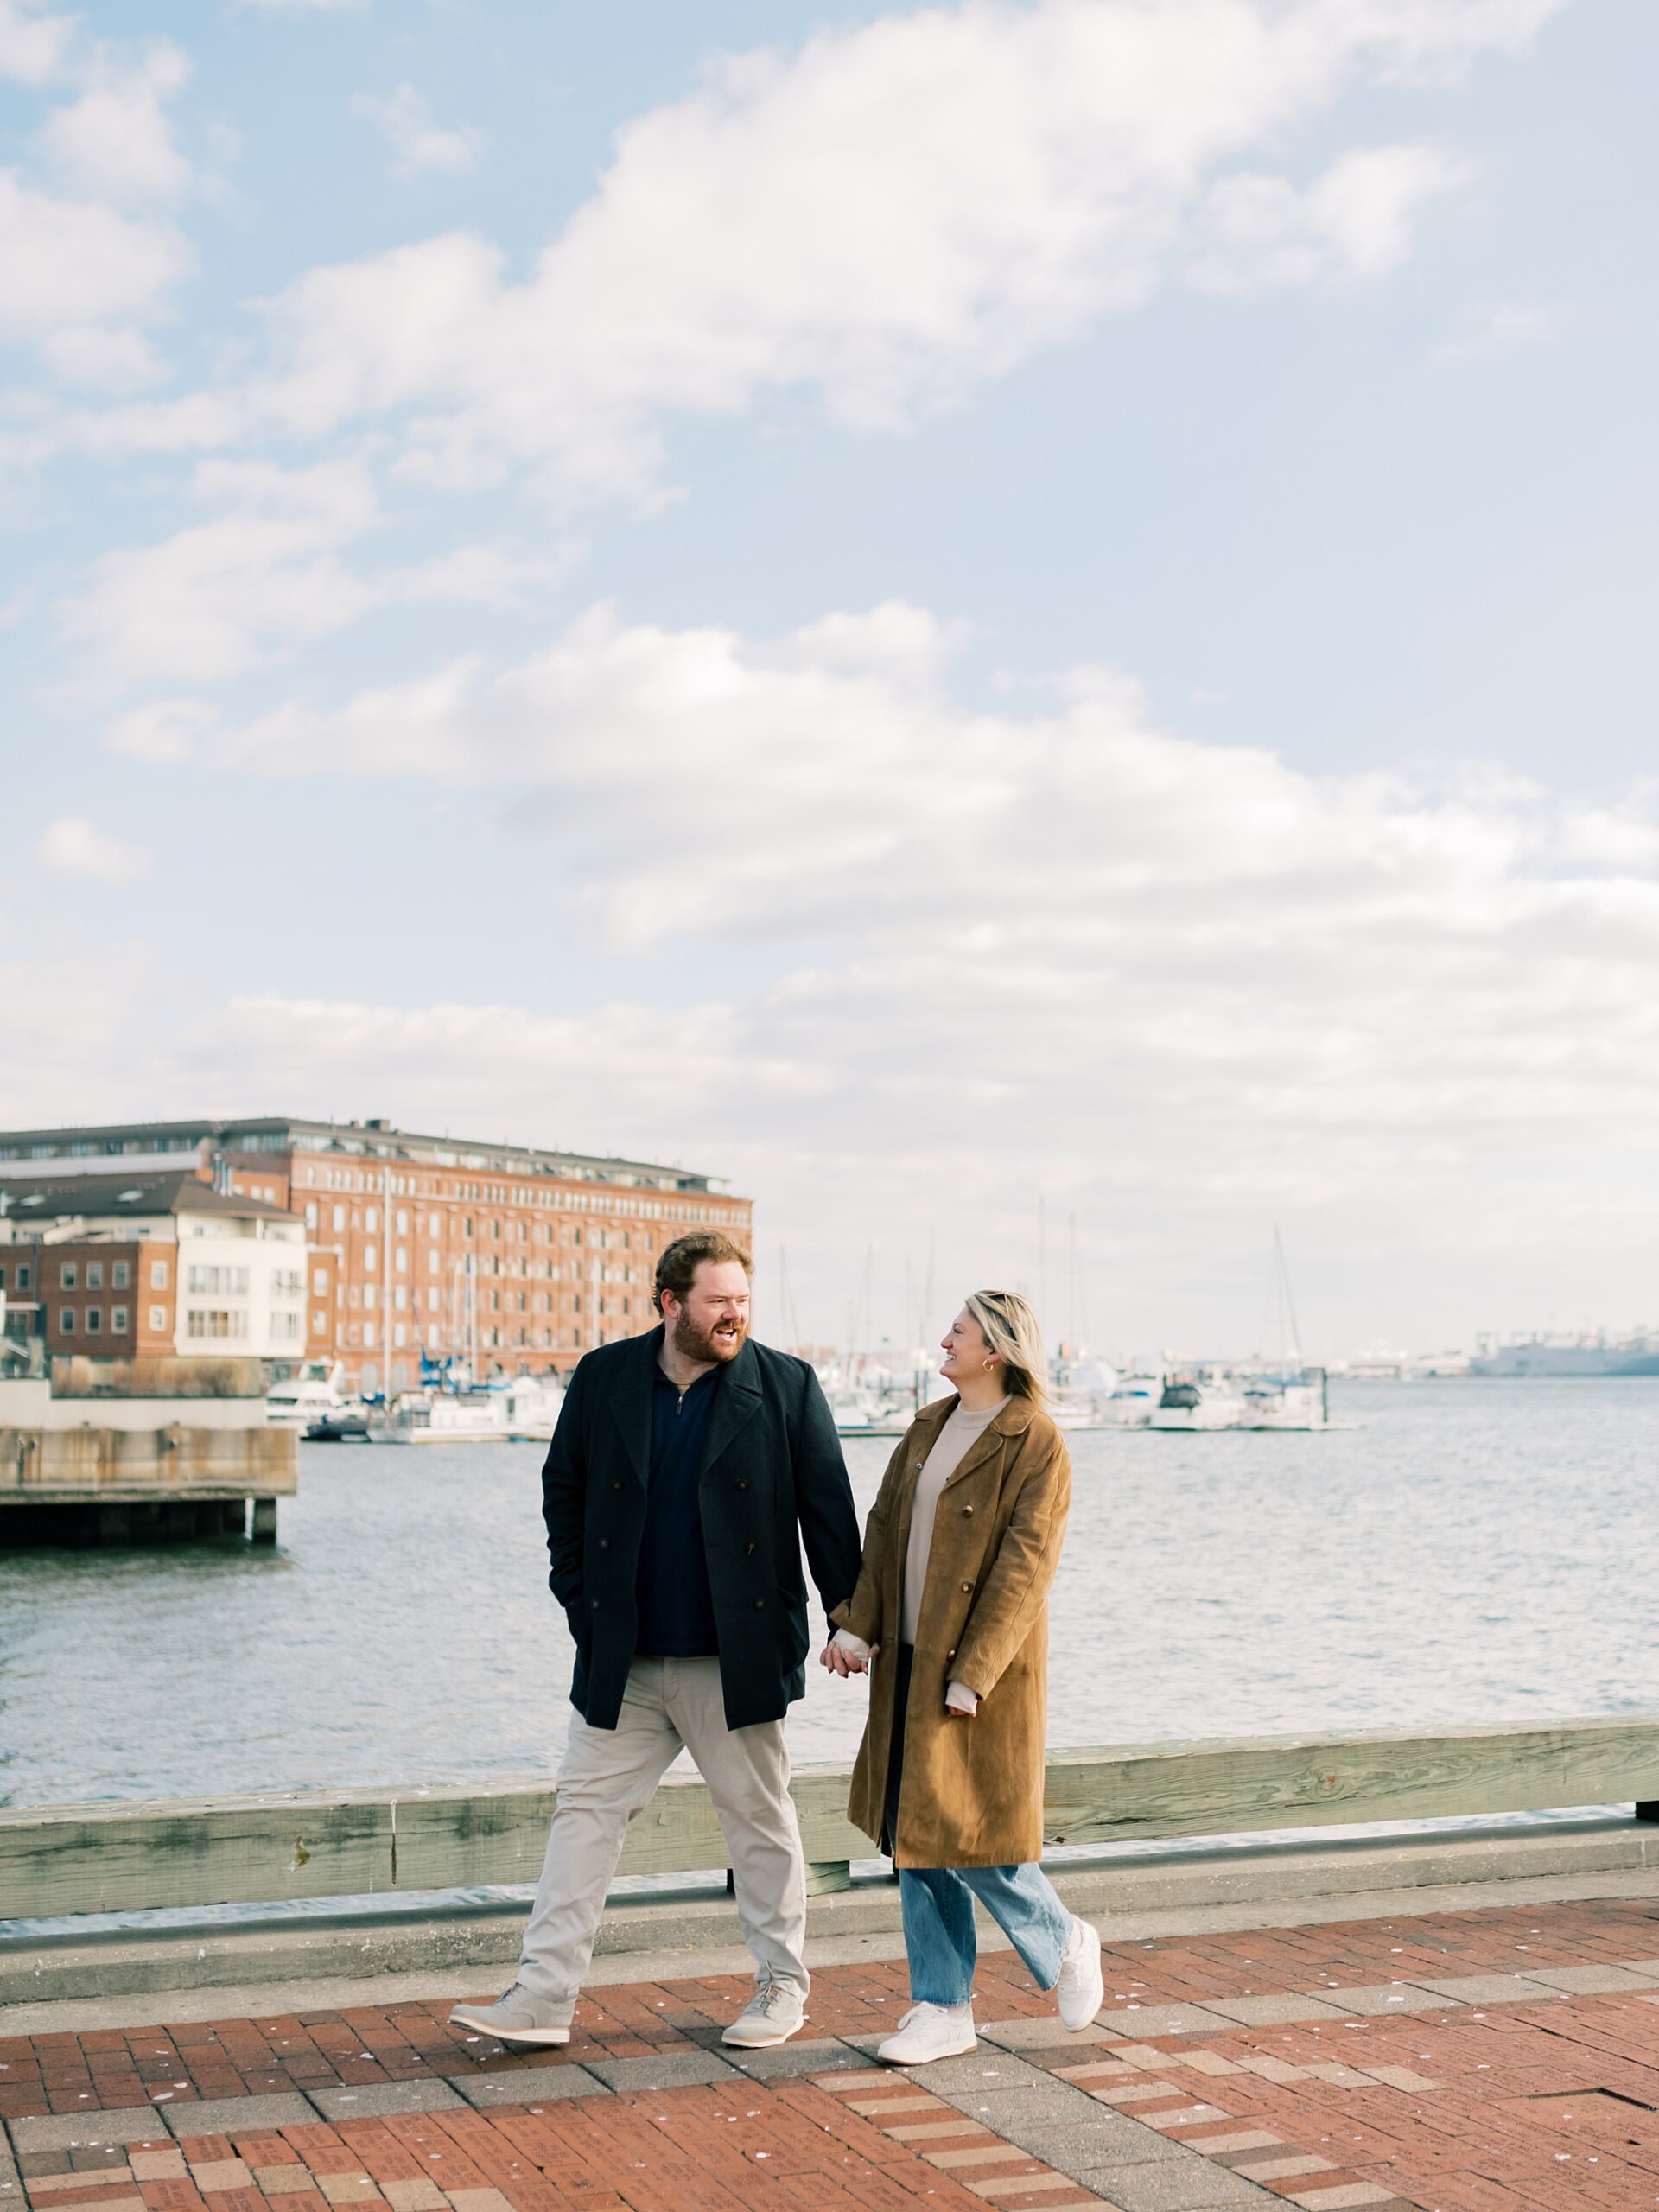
598,1538,610,1549
754,1597,766,1610
590,1599,601,1611
747,1541,756,1554
736,1479,748,1491
612,1480,622,1491
947,1648,957,1659
960,1580,972,1593
962,1503,974,1516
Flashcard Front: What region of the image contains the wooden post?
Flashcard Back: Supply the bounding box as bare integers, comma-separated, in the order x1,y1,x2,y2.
1636,1802,1659,1822
251,1497,278,1544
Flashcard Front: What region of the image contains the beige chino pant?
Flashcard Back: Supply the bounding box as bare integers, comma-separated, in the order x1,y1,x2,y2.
517,1656,810,2021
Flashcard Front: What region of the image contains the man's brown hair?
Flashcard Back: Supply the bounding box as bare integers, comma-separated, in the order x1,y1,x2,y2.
652,1229,753,1314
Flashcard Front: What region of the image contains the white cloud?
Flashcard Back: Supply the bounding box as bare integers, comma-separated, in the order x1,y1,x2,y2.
60,591,1659,1345
0,0,72,85
105,696,219,763
66,459,380,683
38,42,193,204
63,0,1562,499
0,169,188,367
351,84,483,177
1192,144,1471,289
1436,299,1554,359
35,815,152,881
66,459,580,682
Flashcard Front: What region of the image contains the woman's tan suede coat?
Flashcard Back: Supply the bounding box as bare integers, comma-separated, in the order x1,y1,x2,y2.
831,1392,1071,1868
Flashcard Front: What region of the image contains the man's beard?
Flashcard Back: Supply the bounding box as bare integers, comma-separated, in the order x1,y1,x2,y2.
674,1308,747,1364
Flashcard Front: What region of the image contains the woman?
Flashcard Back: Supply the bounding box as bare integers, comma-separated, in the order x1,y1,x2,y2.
823,1289,1103,2064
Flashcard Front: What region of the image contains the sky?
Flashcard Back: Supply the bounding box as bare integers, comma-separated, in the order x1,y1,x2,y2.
3,0,1656,1362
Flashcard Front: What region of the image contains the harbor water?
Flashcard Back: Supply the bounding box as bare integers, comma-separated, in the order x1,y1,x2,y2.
5,1376,1658,1810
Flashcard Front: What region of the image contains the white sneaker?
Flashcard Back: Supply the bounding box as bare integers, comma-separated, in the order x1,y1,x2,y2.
876,2000,977,2065
448,1981,572,2047
722,1981,806,2048
1055,1915,1104,2031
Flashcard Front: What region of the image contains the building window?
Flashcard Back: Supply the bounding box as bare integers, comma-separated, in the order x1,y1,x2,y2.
428,1287,439,1312
60,1307,76,1332
396,1209,409,1234
112,1306,129,1332
364,1243,377,1269
394,1284,407,1310
187,1308,246,1339
364,1283,376,1309
365,1206,378,1233
112,1261,130,1289
16,1264,28,1291
392,1322,407,1349
395,1245,407,1273
149,1304,167,1330
272,1312,302,1341
188,1265,250,1294
364,1321,377,1348
428,1249,439,1274
313,1268,329,1294
61,1262,78,1289
333,1205,346,1230
86,1261,104,1289
151,1260,168,1289
313,1309,327,1333
86,1307,102,1332
305,1203,318,1229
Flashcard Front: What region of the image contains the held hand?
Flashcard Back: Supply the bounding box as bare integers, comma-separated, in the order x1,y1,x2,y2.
820,1638,866,1677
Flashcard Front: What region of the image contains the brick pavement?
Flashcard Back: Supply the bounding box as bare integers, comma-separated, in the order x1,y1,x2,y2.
5,1898,1659,2212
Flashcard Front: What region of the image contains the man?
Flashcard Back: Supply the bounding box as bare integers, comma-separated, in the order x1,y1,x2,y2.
451,1229,861,2050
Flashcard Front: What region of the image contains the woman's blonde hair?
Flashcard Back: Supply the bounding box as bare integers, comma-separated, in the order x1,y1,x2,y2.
963,1288,1048,1403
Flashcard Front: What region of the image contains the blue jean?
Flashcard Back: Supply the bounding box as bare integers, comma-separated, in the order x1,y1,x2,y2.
899,1861,1071,2007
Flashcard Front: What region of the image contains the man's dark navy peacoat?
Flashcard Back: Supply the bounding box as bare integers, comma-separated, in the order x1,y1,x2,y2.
542,1326,862,1732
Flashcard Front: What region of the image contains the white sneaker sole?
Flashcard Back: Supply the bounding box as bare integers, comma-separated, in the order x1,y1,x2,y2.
877,2027,977,2066
448,2006,571,2046
721,2015,804,2049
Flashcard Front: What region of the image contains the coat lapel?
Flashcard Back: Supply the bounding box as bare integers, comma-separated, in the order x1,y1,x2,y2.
939,1394,1034,1491
611,1325,663,1488
698,1335,763,1473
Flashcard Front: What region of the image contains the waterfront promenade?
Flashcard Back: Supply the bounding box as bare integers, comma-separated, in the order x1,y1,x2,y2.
8,1894,1659,2212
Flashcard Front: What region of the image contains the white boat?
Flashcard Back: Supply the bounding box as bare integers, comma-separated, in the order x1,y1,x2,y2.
265,1362,370,1439
501,1376,565,1441
377,1389,512,1444
1097,1374,1165,1427
1047,1392,1109,1430
827,1386,908,1437
1148,1377,1246,1430
1240,1370,1332,1431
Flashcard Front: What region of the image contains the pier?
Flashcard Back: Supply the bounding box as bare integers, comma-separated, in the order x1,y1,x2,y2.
0,1360,296,1548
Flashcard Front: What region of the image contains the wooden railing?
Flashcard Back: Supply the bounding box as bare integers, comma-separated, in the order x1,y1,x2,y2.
4,1715,1656,1923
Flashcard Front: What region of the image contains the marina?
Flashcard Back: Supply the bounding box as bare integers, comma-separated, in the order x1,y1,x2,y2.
4,1374,1656,1808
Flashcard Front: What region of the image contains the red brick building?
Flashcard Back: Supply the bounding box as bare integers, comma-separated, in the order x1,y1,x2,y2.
0,1117,751,1395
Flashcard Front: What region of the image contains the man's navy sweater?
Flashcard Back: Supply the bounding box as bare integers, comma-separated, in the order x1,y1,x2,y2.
634,1364,721,1657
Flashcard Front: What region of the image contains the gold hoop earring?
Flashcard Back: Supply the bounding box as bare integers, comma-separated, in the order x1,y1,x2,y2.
982,1359,995,1370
